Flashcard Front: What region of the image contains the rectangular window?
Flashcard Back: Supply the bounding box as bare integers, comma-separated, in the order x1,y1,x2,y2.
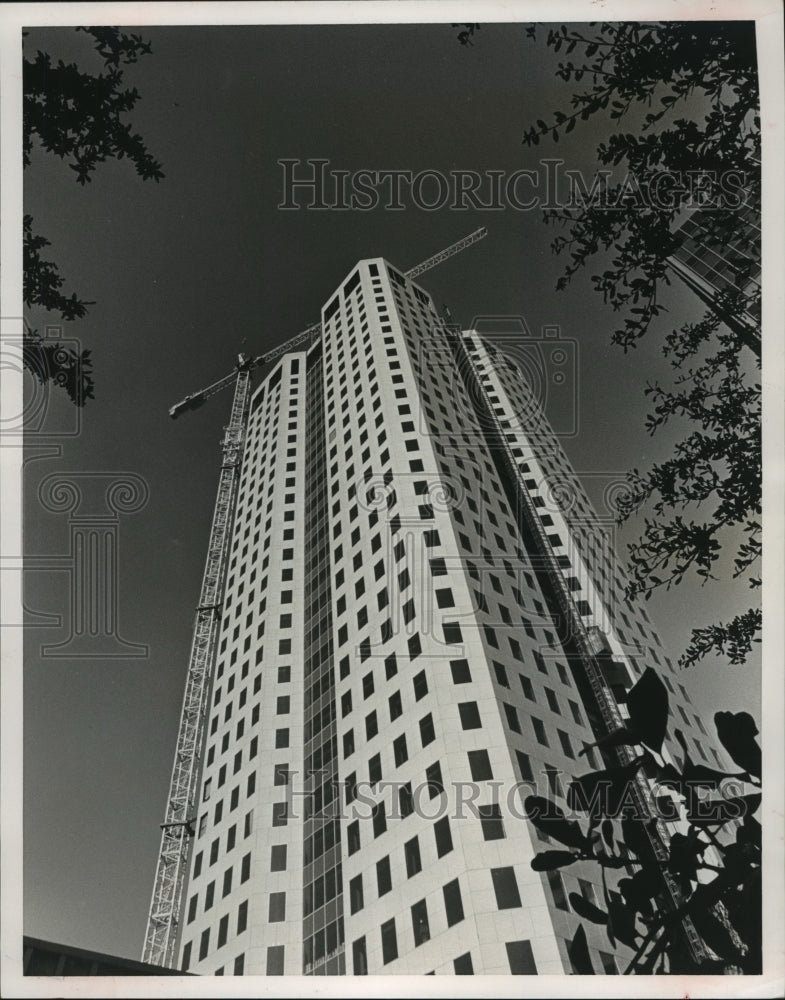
450,658,471,683
419,713,436,746
412,670,428,700
493,661,510,687
443,878,465,927
270,844,287,871
468,749,493,781
492,866,522,908
234,953,245,975
389,691,403,720
205,881,215,911
506,939,537,974
545,766,563,798
237,900,248,934
272,802,288,826
515,750,534,782
426,761,444,797
411,899,430,946
504,702,522,734
198,929,209,961
520,675,535,700
454,952,474,974
222,867,233,897
372,802,387,837
435,587,455,608
443,621,462,643
558,729,575,759
269,891,286,922
266,945,284,975
376,856,392,896
240,853,251,882
547,870,569,910
347,820,361,855
479,804,505,841
352,936,367,976
434,816,453,857
381,918,398,965
350,874,364,914
398,782,414,818
532,717,549,746
404,835,422,877
217,914,229,949
458,701,482,729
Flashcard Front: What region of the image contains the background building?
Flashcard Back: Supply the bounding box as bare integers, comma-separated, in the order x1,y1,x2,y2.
167,258,724,976
23,938,183,977
668,199,761,339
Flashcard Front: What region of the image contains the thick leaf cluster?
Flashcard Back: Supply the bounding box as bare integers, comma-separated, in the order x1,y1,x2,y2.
23,27,163,403
24,27,164,183
23,214,94,322
525,666,761,974
521,21,761,666
23,327,94,407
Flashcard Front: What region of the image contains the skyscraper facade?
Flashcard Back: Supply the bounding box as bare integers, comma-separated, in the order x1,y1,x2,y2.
173,257,723,976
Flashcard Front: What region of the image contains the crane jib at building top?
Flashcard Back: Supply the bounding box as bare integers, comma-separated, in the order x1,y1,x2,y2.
142,227,488,968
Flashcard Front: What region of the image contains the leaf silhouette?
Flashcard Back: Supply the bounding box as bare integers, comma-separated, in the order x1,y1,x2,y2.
568,891,608,925
625,667,669,753
606,890,639,948
524,795,590,850
714,711,761,778
566,924,595,974
531,850,580,871
567,757,646,818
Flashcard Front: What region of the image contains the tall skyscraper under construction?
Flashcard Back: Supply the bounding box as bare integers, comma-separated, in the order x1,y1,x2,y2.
148,255,725,977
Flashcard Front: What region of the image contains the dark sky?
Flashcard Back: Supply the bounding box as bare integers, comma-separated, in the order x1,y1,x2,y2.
22,21,761,960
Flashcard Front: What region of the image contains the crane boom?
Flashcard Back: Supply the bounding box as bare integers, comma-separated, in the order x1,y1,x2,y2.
143,366,253,968
404,226,487,279
149,226,489,966
216,227,490,378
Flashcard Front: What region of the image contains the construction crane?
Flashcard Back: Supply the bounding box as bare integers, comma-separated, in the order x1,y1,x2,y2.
142,226,487,968
167,226,487,420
